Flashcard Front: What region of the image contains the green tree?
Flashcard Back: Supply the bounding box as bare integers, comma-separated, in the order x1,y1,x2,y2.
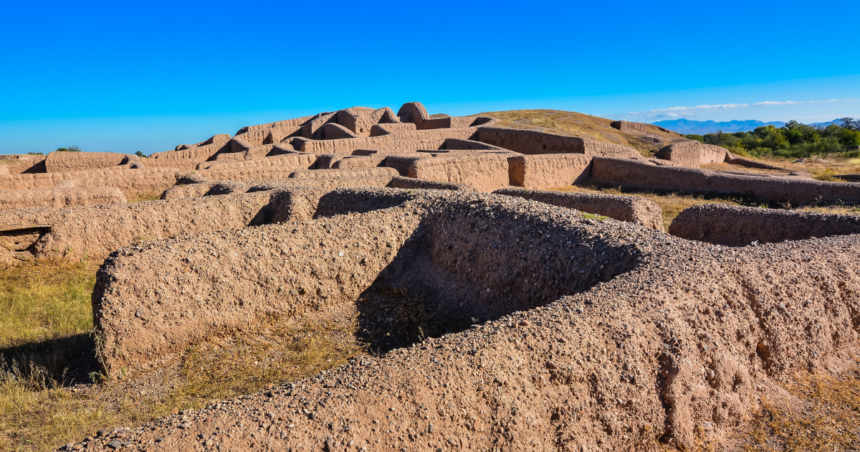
135,150,147,158
56,146,81,152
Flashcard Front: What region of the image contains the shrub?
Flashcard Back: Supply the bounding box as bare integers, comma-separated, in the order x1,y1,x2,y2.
55,146,81,153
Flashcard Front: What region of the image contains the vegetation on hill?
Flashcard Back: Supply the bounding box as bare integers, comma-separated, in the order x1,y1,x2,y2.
685,118,860,160
55,146,81,153
479,109,686,156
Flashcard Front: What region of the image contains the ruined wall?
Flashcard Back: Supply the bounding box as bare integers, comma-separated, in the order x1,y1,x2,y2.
610,120,649,133
590,157,860,205
317,123,359,140
507,154,592,189
233,116,314,146
669,203,860,246
390,154,510,192
149,135,232,161
0,186,127,211
0,190,283,262
92,204,424,374
1,155,47,174
477,127,642,159
288,167,398,180
654,141,729,167
370,122,417,136
387,176,476,192
140,158,202,170
0,167,182,198
291,128,478,154
198,154,317,171
44,152,136,173
495,187,664,231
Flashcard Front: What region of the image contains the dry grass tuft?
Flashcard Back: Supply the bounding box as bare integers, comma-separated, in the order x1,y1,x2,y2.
742,369,860,451
127,192,162,203
0,260,365,451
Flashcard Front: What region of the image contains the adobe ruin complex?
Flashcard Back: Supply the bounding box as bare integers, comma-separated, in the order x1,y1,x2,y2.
2,102,860,450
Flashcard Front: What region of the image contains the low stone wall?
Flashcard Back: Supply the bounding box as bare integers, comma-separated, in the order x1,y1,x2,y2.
0,187,127,211
669,203,860,246
654,141,729,167
590,157,860,205
387,154,510,192
507,154,592,189
495,187,664,231
44,152,137,173
476,127,642,159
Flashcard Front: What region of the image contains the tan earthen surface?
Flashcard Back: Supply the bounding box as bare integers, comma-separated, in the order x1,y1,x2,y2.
507,154,592,189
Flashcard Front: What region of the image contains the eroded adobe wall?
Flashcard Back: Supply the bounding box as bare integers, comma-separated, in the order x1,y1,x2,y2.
288,167,398,180
654,141,729,167
233,116,314,146
386,176,476,192
389,154,510,192
44,152,135,173
591,157,860,205
197,154,318,171
507,154,592,189
0,187,126,211
291,128,478,154
477,127,642,159
495,187,664,231
610,120,649,133
149,135,232,161
1,155,47,174
0,190,283,262
669,203,860,246
0,167,182,198
92,203,425,375
139,158,202,170
370,122,417,136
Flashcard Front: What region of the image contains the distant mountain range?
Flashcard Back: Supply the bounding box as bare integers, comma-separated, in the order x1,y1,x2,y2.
652,118,848,135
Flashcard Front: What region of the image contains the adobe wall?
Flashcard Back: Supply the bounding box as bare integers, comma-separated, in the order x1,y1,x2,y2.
495,187,664,231
654,141,729,167
590,157,860,205
233,115,315,146
387,176,476,192
0,165,8,176
391,154,510,192
291,128,478,154
197,154,317,171
669,203,860,246
609,120,649,133
160,174,399,200
288,167,399,180
317,123,359,140
507,154,592,189
161,182,216,200
476,127,642,159
140,158,202,170
0,167,181,196
0,186,127,211
149,135,232,161
370,122,417,136
1,155,47,174
0,190,284,262
337,107,398,137
44,152,138,173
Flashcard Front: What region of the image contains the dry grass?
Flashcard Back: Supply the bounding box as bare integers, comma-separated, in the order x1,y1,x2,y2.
479,109,687,156
741,368,860,451
0,260,364,451
127,192,162,203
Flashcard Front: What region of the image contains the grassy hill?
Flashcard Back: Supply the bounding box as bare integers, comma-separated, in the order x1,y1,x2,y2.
478,109,688,156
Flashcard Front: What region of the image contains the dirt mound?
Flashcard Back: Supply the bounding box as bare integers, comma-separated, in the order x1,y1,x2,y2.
496,187,664,231
669,203,860,246
63,190,860,452
0,186,126,211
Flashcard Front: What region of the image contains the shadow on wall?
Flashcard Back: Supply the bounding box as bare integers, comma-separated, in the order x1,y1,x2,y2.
353,200,641,353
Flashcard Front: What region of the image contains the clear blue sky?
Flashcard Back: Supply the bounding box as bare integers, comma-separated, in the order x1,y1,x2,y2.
1,0,858,154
